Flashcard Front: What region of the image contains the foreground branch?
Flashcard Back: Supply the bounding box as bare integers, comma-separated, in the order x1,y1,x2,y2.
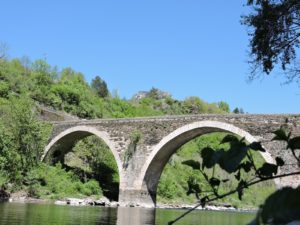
168,171,300,225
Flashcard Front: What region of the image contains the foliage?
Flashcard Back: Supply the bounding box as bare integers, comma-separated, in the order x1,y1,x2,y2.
0,96,52,186
248,186,300,225
123,131,142,169
157,133,275,207
25,163,102,199
0,59,104,119
64,136,119,200
218,101,230,113
182,96,224,114
0,57,232,119
91,75,109,98
243,0,300,82
130,130,142,144
233,107,245,114
168,128,300,225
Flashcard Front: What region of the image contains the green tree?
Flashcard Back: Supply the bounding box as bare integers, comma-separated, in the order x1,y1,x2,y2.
233,107,245,114
0,96,52,184
64,136,119,200
91,76,109,98
243,0,300,82
218,101,230,113
183,96,208,114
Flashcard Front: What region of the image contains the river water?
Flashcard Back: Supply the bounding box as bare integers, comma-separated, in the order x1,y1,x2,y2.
0,202,254,225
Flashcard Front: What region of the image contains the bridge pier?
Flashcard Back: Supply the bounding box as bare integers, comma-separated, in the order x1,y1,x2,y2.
118,188,156,208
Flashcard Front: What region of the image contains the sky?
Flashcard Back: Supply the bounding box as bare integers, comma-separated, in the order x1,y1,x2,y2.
1,1,299,114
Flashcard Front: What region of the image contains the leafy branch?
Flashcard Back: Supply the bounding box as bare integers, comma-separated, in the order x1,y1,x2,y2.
168,128,300,225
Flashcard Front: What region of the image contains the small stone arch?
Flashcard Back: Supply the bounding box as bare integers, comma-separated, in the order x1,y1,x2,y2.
137,120,276,205
42,125,123,183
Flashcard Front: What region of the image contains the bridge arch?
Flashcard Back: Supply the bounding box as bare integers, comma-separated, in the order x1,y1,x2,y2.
42,125,123,183
137,120,276,206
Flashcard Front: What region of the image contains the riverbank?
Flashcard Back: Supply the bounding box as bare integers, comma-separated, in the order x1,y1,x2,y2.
156,203,257,212
3,191,257,212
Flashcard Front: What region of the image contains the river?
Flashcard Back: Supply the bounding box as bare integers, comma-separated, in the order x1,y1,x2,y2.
0,202,254,225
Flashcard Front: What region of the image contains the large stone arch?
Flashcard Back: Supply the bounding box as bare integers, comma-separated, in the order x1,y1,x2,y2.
42,125,123,184
137,121,276,206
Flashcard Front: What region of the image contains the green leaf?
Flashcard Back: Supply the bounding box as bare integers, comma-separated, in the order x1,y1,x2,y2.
182,160,200,170
186,177,201,196
287,137,300,151
235,170,241,181
248,142,265,152
257,163,278,178
272,128,289,142
219,144,248,173
241,161,252,173
201,147,222,169
237,180,247,201
222,179,229,183
275,157,284,167
209,177,221,187
221,134,239,144
259,186,300,223
200,196,208,208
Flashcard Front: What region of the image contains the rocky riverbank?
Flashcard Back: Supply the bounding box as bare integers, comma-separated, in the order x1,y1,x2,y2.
2,190,256,212
156,203,257,212
54,197,119,207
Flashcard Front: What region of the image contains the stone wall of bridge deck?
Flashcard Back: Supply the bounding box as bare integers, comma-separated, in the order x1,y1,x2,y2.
49,114,300,169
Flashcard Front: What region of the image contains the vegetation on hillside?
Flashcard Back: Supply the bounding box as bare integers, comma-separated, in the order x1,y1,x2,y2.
0,57,230,119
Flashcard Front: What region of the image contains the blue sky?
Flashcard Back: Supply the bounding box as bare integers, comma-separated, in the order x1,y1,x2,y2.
1,1,299,113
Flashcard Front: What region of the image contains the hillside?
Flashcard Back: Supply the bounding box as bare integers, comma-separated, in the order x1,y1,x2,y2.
0,57,274,208
0,58,231,120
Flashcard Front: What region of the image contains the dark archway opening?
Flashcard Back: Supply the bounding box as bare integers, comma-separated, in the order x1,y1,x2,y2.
45,134,120,202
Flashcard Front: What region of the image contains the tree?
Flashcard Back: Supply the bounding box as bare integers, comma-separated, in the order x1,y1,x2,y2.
233,107,245,114
243,0,300,82
233,107,240,114
64,136,119,200
217,101,230,113
0,96,52,184
91,76,109,98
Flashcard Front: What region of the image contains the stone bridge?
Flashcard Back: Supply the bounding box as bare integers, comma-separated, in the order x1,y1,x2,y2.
42,114,300,207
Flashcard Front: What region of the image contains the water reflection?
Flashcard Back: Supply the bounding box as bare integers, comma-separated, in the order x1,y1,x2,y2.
0,202,118,225
117,207,155,225
0,202,254,225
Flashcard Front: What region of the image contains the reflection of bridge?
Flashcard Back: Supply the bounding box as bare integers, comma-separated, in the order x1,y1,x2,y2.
42,114,300,207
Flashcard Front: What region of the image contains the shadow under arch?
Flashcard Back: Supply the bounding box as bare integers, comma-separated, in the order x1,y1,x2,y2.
138,120,277,206
42,125,123,186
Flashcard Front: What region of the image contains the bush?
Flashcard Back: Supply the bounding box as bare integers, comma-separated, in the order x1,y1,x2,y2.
25,163,103,199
